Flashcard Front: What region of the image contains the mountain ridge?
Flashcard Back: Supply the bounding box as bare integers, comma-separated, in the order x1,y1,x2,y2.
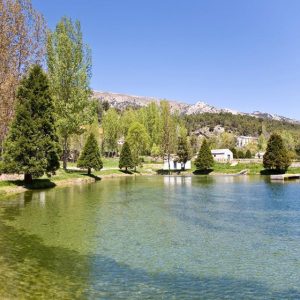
93,90,300,124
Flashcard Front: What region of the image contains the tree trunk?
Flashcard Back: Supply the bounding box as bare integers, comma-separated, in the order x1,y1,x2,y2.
24,173,33,184
63,136,68,170
168,153,171,175
125,167,128,172
181,162,185,171
87,167,91,175
0,139,3,157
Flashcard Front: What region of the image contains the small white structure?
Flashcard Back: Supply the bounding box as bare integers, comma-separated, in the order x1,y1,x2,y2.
117,137,125,146
163,159,191,170
236,136,258,148
255,152,265,159
211,149,233,162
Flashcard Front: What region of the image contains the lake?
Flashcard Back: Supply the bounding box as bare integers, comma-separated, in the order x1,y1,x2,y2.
0,176,300,299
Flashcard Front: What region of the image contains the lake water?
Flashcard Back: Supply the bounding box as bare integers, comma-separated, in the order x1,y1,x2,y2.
0,176,300,299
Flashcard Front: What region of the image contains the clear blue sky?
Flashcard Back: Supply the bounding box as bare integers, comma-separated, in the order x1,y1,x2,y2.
33,0,300,119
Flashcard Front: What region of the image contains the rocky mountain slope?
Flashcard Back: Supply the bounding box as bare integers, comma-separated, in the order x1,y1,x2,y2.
93,91,299,124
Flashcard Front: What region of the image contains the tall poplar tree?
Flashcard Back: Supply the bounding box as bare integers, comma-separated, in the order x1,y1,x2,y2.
1,65,60,183
47,17,94,169
126,122,150,170
102,108,121,156
160,100,176,173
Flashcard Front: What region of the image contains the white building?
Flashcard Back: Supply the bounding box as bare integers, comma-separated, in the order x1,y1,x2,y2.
236,136,258,148
255,152,265,159
117,137,125,146
163,159,192,170
211,149,233,162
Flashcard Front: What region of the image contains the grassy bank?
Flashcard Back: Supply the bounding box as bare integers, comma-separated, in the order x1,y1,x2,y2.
210,162,300,175
209,162,263,175
1,160,300,199
0,164,156,198
160,162,300,176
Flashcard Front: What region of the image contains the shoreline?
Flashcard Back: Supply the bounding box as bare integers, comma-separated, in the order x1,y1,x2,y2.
1,169,298,200
0,171,154,200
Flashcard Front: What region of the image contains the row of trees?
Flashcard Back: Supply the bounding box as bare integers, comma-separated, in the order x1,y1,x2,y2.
101,102,183,155
0,63,292,180
84,131,292,175
101,101,194,169
231,148,253,159
193,133,291,173
0,1,195,180
0,1,97,181
101,105,300,162
0,0,295,181
0,63,103,182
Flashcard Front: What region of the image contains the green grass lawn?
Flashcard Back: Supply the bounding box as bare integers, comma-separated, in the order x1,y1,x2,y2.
211,162,263,175
102,157,119,168
67,157,120,169
192,162,300,175
0,181,15,187
285,167,300,174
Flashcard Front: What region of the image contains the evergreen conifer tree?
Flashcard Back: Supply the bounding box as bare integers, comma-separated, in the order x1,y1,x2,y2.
1,65,60,184
77,133,103,175
195,139,214,171
177,137,190,170
237,150,245,159
245,149,252,159
119,142,134,171
230,147,238,159
263,133,291,172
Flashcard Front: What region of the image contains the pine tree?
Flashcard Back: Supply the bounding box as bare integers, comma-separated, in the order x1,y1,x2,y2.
237,150,245,159
195,139,214,171
263,133,291,173
1,65,60,184
177,137,190,170
245,149,252,159
230,147,238,159
102,108,121,156
77,133,103,175
119,142,134,172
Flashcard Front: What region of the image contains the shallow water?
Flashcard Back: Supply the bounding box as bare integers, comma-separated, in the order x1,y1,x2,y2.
0,176,300,299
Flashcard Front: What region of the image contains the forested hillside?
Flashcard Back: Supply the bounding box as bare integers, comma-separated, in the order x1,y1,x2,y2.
184,112,300,137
